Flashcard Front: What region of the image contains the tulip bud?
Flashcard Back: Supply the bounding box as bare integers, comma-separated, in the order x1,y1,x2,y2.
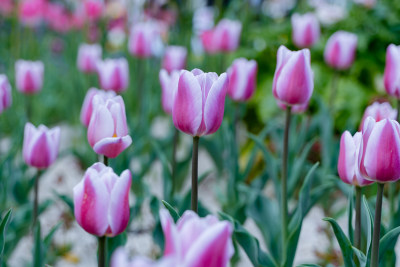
87,95,132,158
359,101,397,130
80,88,116,127
172,69,228,137
227,58,257,102
159,69,180,115
73,163,131,237
97,58,129,93
358,117,400,183
15,60,44,94
272,46,314,108
338,131,374,186
23,123,60,169
384,44,400,98
291,13,320,48
324,31,358,70
201,19,242,54
0,75,12,114
128,21,163,58
77,43,102,73
162,46,187,73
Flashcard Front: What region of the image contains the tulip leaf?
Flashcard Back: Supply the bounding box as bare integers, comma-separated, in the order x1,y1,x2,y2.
352,246,367,267
323,217,355,267
0,209,12,261
378,225,400,263
361,196,373,262
161,200,180,222
43,222,62,250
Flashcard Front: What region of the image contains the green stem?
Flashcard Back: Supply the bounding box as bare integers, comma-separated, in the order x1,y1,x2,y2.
32,170,41,227
98,236,106,267
281,106,291,255
103,156,108,166
329,71,340,110
371,183,385,267
171,128,179,199
355,186,362,250
191,136,199,213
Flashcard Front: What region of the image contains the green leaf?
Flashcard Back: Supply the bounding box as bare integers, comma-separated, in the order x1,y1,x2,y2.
352,246,367,267
0,209,12,261
161,200,180,222
379,225,400,263
323,217,355,267
43,222,62,250
362,196,373,262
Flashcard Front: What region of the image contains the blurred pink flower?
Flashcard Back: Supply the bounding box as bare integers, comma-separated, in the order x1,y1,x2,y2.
77,43,102,73
291,13,320,48
227,58,257,102
80,88,116,127
74,162,131,237
159,69,180,115
0,0,13,16
384,44,400,98
84,0,103,21
97,58,129,93
324,31,357,70
0,75,12,114
201,19,242,54
18,0,47,27
15,60,44,94
45,3,72,33
359,101,397,130
162,46,187,73
128,21,163,58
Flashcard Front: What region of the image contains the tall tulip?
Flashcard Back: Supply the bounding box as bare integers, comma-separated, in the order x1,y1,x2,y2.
15,60,44,94
324,31,358,70
359,101,397,130
383,44,400,99
173,69,228,212
159,69,180,115
227,58,257,102
87,95,132,158
291,13,320,48
77,43,102,73
128,21,162,58
80,88,116,127
0,75,12,114
162,46,187,73
96,58,129,93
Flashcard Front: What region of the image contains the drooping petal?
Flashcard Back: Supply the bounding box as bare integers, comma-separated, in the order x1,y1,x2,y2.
93,135,132,158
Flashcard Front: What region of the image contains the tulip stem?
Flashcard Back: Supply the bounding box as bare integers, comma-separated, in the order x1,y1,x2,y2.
171,128,179,199
371,183,384,267
355,186,362,250
32,170,41,227
191,136,199,213
104,156,108,166
98,236,107,267
329,71,339,110
281,106,291,254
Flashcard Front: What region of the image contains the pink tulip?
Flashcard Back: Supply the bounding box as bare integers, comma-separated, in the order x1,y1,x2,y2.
272,46,314,108
18,0,46,27
73,162,131,237
97,58,129,93
84,0,103,21
80,88,116,127
384,44,400,98
359,101,397,130
162,46,187,73
338,131,374,186
172,69,228,137
128,21,162,58
87,95,132,158
0,0,13,16
159,69,180,115
227,58,257,102
45,3,71,33
201,19,242,53
324,31,358,70
23,123,60,169
77,43,102,73
358,117,400,183
160,209,234,267
0,75,12,114
15,60,44,94
291,13,320,48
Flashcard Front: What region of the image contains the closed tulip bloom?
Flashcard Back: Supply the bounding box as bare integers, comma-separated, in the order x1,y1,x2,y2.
15,60,44,94
80,88,116,127
23,123,60,169
291,13,320,48
359,101,397,130
324,31,358,70
160,209,234,267
87,95,132,158
338,131,374,186
227,58,257,102
272,46,314,107
0,75,12,114
201,19,242,53
162,46,187,73
97,58,129,93
359,117,400,183
73,163,131,237
159,69,180,115
172,69,228,137
77,43,102,73
384,44,400,98
128,21,162,58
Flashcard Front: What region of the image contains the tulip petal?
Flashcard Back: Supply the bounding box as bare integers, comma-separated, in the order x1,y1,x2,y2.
87,105,114,147
93,135,132,158
338,131,356,185
384,44,400,97
160,209,179,256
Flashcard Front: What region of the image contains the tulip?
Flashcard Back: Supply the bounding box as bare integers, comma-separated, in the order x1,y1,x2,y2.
77,43,102,73
15,60,44,94
227,58,257,102
201,19,242,53
324,31,358,70
80,88,116,127
84,0,103,21
18,0,46,27
172,69,228,137
359,101,397,130
272,45,314,107
87,95,132,158
45,3,72,33
23,123,60,169
0,0,13,16
73,162,131,237
97,58,129,93
0,75,12,114
128,21,162,58
162,46,187,73
384,44,400,98
159,69,180,115
291,13,320,48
